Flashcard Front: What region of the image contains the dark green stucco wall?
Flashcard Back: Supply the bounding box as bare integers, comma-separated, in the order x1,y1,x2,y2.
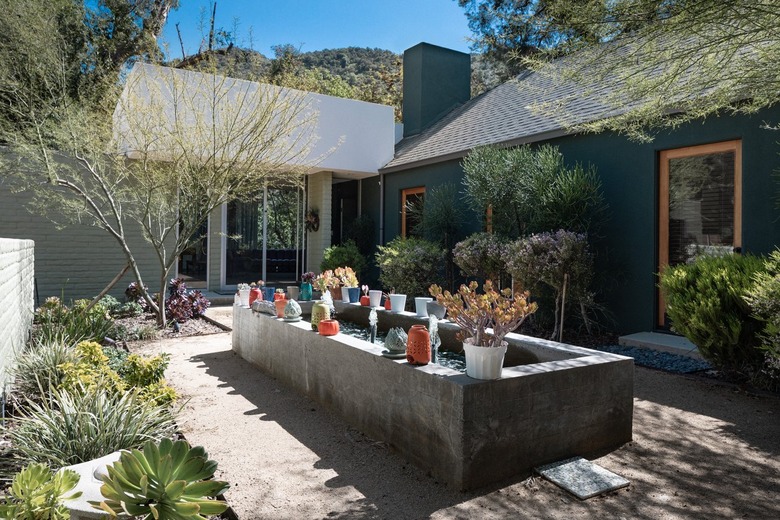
380,107,780,333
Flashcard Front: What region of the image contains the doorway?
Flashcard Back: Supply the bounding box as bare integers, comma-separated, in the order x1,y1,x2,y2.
658,140,742,327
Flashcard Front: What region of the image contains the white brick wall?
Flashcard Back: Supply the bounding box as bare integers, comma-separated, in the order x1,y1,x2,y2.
306,172,333,273
0,238,34,386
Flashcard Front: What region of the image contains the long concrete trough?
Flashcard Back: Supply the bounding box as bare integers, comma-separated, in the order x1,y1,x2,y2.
232,304,633,490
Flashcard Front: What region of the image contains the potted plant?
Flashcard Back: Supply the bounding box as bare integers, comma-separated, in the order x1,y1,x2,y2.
314,270,339,301
360,285,371,306
300,271,316,301
430,281,537,380
249,281,264,306
335,266,360,303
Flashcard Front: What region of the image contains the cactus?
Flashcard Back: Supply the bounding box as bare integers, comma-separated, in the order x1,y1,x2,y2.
91,438,229,520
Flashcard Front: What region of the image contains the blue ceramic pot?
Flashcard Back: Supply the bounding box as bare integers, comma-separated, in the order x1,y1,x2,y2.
347,287,360,303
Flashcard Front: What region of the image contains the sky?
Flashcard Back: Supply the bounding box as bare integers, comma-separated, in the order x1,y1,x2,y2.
161,0,474,59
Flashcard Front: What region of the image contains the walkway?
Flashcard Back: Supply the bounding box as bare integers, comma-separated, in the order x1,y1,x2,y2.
133,310,780,519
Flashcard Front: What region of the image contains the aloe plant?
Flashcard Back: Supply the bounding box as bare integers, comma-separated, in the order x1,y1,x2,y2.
0,463,82,520
91,438,229,520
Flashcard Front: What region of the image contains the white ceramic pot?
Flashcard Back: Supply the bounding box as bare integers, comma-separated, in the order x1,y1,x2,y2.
389,294,407,313
369,290,382,307
463,339,507,380
287,286,300,300
341,287,351,303
238,288,250,307
414,297,432,318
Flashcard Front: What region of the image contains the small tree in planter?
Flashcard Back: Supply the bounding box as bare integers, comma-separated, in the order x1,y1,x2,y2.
376,237,445,308
430,281,537,379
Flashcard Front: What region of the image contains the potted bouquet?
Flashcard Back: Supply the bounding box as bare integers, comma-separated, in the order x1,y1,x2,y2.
429,281,537,380
300,271,316,301
314,270,339,300
334,266,360,303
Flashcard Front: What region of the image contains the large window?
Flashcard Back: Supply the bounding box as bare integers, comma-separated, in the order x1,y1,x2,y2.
658,140,742,326
401,186,425,237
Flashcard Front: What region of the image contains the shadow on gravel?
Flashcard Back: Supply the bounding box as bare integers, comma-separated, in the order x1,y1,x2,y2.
187,347,780,519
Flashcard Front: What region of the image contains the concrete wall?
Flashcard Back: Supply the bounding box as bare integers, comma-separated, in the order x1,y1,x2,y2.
306,172,333,272
0,238,34,386
233,305,633,490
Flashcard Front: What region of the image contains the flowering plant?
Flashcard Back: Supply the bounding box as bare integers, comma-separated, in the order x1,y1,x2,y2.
453,232,509,281
361,285,369,296
334,266,359,287
429,281,537,348
301,271,316,284
255,280,265,287
314,270,338,293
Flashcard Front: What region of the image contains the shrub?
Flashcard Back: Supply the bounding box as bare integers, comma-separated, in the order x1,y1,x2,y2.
34,297,116,343
453,232,509,281
7,384,177,467
344,215,376,256
165,278,210,323
320,240,367,275
125,281,149,309
11,337,79,402
659,253,764,371
506,230,594,340
0,463,81,520
376,237,445,299
745,249,780,390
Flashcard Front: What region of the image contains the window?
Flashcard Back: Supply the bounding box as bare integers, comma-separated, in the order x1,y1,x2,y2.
658,140,742,326
401,186,425,237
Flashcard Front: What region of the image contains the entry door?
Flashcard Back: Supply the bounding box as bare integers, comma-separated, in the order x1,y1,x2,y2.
658,140,742,327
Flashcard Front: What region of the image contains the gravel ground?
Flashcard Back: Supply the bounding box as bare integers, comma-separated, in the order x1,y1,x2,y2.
131,306,780,520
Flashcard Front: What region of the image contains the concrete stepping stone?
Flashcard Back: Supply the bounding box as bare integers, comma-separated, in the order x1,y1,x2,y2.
536,456,629,499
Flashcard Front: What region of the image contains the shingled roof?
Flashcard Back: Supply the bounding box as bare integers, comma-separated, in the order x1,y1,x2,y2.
380,67,620,173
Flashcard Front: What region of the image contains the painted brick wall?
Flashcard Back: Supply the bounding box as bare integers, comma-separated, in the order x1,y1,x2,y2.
0,238,34,386
306,171,332,273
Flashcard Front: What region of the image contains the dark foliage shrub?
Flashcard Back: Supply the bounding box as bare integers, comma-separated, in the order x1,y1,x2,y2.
125,282,149,310
320,240,367,275
344,215,376,256
165,278,210,323
745,249,780,391
659,253,764,372
453,232,509,281
376,237,445,299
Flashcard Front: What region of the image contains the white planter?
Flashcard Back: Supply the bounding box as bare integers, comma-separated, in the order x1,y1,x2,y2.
287,286,300,300
389,294,407,313
341,287,351,302
238,289,250,307
369,290,382,307
463,339,507,380
414,297,432,317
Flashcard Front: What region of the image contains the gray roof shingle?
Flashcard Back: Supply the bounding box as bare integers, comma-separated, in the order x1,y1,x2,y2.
381,67,618,172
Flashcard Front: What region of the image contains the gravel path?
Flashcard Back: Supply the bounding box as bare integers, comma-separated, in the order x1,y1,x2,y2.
133,309,780,520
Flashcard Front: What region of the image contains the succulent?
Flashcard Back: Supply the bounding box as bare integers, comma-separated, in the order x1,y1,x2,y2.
0,463,82,519
91,438,229,520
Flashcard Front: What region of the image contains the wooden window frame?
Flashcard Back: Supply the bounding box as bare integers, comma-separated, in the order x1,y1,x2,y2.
401,186,426,237
658,139,742,326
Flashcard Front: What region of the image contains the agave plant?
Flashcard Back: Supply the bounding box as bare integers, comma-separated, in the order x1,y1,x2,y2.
91,438,229,520
0,463,82,519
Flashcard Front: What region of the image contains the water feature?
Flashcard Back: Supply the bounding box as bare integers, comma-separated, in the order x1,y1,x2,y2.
337,320,467,372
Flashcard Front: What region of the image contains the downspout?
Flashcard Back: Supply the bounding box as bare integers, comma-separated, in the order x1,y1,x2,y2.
262,182,268,282
379,172,385,245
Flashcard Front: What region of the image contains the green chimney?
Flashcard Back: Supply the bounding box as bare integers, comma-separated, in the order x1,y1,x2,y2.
402,43,470,138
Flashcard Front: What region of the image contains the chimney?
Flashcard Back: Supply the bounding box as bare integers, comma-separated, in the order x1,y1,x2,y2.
402,43,470,138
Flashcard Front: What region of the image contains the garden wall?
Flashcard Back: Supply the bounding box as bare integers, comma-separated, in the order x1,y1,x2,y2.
0,238,34,386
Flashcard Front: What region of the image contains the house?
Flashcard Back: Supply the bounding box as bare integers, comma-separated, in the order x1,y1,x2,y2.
0,63,396,302
378,43,780,333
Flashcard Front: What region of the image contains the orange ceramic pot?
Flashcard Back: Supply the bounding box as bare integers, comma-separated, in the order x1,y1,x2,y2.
273,291,286,301
407,325,431,365
274,299,287,318
360,295,370,306
384,298,392,311
249,287,262,305
318,319,340,336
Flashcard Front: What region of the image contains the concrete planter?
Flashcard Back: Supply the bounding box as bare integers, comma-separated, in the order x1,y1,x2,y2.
233,304,633,490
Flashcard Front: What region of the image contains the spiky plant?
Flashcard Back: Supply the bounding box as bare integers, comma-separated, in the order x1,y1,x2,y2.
92,438,229,520
0,463,81,519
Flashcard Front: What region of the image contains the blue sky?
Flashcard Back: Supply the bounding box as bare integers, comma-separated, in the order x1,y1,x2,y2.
161,0,473,59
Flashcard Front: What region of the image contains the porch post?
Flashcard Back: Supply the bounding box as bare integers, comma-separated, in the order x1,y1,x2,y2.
262,183,268,282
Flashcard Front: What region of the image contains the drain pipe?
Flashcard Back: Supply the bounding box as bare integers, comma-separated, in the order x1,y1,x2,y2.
379,172,385,245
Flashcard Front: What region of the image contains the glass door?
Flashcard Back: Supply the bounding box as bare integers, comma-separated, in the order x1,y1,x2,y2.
658,140,742,327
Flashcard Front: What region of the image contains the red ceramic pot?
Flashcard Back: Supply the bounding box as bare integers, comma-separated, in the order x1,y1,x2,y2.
274,299,287,318
360,295,370,306
318,319,340,336
249,287,262,305
384,298,392,311
274,291,286,301
407,324,431,365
